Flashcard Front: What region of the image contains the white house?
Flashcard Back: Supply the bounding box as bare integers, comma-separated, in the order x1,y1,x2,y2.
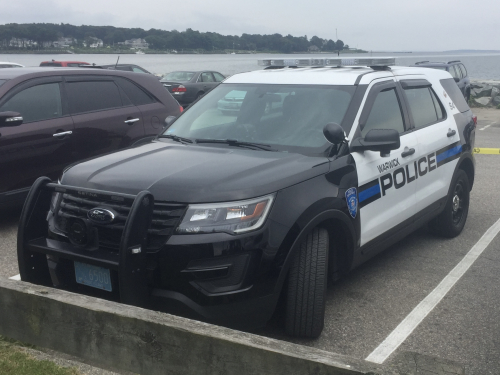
118,38,149,49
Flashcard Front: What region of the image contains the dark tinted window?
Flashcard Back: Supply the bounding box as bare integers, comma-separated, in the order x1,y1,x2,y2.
67,80,122,114
40,62,62,67
213,72,225,82
430,90,445,121
404,87,439,129
0,83,62,123
362,88,405,136
66,63,81,67
440,78,470,113
115,77,155,106
449,65,460,79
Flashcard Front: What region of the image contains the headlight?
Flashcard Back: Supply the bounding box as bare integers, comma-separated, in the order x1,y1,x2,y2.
176,194,274,235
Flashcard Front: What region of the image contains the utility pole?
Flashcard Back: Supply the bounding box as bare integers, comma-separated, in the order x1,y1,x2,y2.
336,28,337,40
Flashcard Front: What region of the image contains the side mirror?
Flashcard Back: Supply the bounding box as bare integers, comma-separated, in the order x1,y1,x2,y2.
323,122,346,145
454,77,460,83
350,129,400,157
164,115,177,127
0,111,23,127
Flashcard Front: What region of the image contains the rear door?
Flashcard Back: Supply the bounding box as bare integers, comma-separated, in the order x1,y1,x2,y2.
199,72,219,93
0,76,75,193
65,76,145,160
350,79,418,246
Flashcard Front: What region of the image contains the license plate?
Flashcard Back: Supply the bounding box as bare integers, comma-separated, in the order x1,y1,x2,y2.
74,261,112,292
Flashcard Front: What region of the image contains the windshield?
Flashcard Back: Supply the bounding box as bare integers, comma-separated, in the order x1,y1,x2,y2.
162,72,195,81
163,83,356,155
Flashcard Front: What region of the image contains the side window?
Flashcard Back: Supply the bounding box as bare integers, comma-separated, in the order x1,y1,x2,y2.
66,80,122,114
440,78,470,113
213,72,225,82
361,88,405,137
459,64,467,78
449,66,460,79
0,83,62,123
430,89,445,121
115,78,155,106
201,73,215,83
132,67,147,73
404,87,439,129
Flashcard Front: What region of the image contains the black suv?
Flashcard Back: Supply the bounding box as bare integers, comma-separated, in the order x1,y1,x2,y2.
413,60,470,100
0,67,181,208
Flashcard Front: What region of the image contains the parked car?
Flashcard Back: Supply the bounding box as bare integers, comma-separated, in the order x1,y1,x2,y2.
412,60,470,101
40,60,89,67
160,71,226,106
0,67,182,208
0,62,24,68
17,58,475,338
80,64,152,74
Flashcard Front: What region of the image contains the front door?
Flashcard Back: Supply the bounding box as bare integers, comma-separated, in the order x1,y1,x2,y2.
0,77,75,194
350,79,418,246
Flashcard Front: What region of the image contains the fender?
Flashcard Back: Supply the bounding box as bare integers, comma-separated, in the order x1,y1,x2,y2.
451,152,475,194
273,209,356,295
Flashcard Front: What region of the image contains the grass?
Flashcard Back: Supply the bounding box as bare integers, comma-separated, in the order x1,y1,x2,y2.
0,336,80,375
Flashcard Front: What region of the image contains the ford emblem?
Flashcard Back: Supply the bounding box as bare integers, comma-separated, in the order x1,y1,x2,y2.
87,208,116,224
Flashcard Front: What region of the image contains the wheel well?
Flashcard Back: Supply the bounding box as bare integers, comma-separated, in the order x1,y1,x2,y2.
321,219,354,281
459,158,474,190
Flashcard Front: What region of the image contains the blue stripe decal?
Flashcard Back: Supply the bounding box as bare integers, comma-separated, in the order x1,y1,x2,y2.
436,145,462,163
359,184,381,202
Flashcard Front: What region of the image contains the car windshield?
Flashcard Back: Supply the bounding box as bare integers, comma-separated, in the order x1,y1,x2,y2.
163,83,356,155
163,72,195,81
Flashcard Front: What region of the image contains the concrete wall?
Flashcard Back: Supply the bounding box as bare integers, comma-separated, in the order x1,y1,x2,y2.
0,279,394,375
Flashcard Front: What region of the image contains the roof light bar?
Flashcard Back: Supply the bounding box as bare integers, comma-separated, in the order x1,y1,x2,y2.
258,57,395,67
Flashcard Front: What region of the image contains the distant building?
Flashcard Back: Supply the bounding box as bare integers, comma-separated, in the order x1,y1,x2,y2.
83,37,104,48
53,37,76,48
118,38,149,49
308,45,320,52
9,38,37,48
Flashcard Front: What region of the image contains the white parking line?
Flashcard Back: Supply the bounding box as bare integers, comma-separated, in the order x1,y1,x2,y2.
8,274,20,281
479,122,496,131
365,217,500,364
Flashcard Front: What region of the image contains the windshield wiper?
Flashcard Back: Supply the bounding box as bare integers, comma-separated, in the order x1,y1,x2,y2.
195,139,276,151
158,134,194,144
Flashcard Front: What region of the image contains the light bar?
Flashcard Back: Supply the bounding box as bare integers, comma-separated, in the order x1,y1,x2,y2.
258,57,395,67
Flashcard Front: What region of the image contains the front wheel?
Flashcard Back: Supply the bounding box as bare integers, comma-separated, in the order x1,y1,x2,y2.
430,169,470,238
285,227,329,338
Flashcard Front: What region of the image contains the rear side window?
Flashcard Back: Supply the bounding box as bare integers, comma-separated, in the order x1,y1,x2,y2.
40,62,62,67
66,80,122,114
459,64,467,77
213,72,225,82
115,78,155,106
200,73,215,82
66,63,81,67
361,88,405,136
0,83,62,123
404,87,442,129
440,78,470,113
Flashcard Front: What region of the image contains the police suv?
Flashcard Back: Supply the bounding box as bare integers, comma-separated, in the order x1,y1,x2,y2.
18,58,476,338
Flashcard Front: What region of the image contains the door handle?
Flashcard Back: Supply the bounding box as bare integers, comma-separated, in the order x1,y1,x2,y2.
53,131,72,137
401,148,415,158
447,129,456,137
124,118,140,124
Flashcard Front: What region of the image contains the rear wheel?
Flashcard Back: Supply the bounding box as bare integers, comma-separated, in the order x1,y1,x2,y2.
285,227,329,338
430,169,470,238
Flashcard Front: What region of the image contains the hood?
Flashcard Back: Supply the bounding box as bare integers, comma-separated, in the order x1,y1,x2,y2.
61,141,329,203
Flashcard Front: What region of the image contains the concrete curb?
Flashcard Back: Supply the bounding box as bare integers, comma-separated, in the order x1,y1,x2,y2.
0,278,395,375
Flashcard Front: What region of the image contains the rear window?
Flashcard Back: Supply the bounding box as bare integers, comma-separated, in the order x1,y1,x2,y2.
163,72,195,81
440,78,470,113
115,77,155,106
66,80,123,114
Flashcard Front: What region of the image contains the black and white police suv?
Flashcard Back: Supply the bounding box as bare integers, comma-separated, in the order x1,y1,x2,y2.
18,58,476,338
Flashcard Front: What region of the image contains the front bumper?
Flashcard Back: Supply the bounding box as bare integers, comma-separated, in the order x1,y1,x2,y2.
17,178,281,329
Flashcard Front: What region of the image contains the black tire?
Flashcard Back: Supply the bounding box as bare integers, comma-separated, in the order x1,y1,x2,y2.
430,169,470,238
285,227,329,338
466,89,471,103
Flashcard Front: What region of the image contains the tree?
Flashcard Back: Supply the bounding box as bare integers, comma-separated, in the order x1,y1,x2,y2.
325,39,336,51
335,39,344,51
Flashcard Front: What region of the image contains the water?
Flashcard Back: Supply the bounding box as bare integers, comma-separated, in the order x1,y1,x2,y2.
2,51,500,80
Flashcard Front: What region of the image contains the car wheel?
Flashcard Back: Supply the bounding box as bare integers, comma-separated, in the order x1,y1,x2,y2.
195,92,204,100
285,227,329,338
430,169,470,238
466,89,470,103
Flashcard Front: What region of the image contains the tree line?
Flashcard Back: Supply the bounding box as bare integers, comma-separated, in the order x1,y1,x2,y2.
0,23,350,53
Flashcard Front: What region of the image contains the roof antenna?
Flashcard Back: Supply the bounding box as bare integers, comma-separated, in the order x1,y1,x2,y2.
114,56,120,69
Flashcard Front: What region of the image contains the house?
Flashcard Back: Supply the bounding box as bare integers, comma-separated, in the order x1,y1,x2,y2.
83,37,104,48
53,37,76,48
308,45,320,52
118,38,149,49
9,38,37,48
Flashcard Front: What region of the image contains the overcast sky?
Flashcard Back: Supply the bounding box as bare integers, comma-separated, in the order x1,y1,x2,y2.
2,0,499,51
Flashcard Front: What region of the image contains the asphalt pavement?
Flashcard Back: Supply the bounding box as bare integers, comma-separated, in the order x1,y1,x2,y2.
1,108,499,374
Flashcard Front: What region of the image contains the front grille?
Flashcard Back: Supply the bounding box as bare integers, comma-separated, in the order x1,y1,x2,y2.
55,193,187,252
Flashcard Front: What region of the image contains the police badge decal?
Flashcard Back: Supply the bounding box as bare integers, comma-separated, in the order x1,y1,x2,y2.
345,187,358,219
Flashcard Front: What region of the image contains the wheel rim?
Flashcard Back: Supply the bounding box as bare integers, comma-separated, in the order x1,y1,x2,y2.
452,180,465,225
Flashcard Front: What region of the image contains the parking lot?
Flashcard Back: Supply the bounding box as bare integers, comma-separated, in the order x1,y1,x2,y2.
1,107,499,374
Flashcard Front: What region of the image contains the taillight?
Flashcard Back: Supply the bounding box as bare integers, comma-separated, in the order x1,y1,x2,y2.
472,115,477,127
179,106,184,112
172,85,186,93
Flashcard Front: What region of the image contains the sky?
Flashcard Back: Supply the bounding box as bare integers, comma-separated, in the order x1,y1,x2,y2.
2,0,499,51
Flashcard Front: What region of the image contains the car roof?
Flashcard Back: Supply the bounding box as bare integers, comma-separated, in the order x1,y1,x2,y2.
223,65,452,86
40,61,88,64
0,62,24,66
0,67,144,80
